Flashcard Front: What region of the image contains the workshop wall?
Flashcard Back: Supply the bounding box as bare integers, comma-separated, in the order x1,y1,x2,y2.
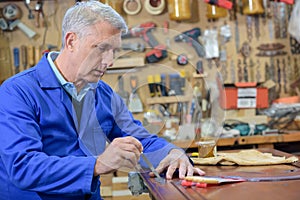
0,0,299,109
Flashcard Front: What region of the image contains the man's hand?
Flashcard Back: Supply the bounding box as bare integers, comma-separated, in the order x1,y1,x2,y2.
94,136,143,176
150,149,205,179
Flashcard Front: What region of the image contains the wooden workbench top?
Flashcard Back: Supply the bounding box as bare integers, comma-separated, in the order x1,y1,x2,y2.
140,148,300,200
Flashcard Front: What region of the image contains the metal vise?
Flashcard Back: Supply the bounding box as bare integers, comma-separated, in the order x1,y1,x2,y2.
128,171,149,196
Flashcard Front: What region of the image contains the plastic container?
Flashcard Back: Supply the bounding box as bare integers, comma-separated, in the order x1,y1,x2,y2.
242,0,264,15
168,0,192,21
206,4,227,19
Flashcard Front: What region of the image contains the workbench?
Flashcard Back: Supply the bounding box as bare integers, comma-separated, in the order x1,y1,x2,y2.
172,131,300,150
139,148,300,200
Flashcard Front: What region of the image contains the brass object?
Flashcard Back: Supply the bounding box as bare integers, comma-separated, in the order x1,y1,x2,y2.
242,0,265,15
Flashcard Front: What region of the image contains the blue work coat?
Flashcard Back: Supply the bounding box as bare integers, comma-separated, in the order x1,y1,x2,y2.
0,53,177,199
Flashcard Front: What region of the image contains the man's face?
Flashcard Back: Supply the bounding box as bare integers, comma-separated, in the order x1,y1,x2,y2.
73,21,121,83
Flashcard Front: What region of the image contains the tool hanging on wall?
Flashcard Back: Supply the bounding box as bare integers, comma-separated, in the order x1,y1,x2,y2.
256,43,287,57
21,45,27,70
116,75,130,106
249,58,255,82
282,58,287,94
276,58,281,94
243,58,248,82
13,47,20,74
202,27,219,59
121,22,167,63
27,45,35,67
220,60,228,82
246,16,253,42
256,59,261,83
272,1,280,39
121,42,145,52
34,0,46,28
294,57,299,82
128,75,143,113
237,59,243,82
230,59,236,83
254,16,260,41
2,3,36,38
174,27,205,58
289,37,300,54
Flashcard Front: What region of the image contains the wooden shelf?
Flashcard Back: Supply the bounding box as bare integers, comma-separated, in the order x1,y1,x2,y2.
172,131,300,149
192,73,207,78
146,95,193,105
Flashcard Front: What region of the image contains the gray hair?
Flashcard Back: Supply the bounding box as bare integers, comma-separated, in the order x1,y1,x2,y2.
61,0,127,48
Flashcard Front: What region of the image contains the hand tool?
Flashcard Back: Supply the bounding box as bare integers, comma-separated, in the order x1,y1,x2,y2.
160,74,168,96
27,45,35,67
147,75,156,97
0,18,8,30
128,75,143,113
35,46,41,65
121,42,145,52
256,59,261,83
174,28,205,58
3,3,36,38
21,45,28,70
230,59,236,83
141,152,165,183
246,16,253,42
121,22,167,63
13,47,20,74
116,75,129,106
154,74,162,97
282,59,287,93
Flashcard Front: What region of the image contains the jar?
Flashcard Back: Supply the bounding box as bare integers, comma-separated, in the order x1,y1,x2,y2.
168,0,192,21
242,0,264,15
206,4,227,19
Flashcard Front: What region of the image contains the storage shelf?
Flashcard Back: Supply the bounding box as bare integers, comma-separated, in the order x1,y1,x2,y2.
192,73,207,78
172,131,300,149
146,95,192,105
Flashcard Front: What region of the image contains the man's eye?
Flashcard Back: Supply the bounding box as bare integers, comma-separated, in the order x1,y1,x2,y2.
98,46,106,52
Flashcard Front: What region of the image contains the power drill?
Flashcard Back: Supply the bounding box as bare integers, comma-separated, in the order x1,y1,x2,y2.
122,22,167,63
174,27,205,58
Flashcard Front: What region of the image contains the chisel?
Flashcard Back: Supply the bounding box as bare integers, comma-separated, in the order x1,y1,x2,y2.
21,45,27,70
13,47,20,74
141,152,165,183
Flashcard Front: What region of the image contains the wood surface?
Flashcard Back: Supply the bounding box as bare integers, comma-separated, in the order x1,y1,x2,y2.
140,148,300,200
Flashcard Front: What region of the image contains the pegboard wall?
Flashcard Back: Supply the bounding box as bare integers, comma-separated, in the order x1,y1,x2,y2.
0,0,299,103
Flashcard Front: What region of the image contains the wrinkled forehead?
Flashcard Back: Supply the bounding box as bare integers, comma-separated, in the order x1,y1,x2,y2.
88,21,122,46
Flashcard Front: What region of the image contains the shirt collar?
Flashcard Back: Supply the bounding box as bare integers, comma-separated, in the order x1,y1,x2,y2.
47,52,97,102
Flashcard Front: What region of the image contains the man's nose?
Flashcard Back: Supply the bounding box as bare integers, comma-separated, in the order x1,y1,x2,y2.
103,50,114,67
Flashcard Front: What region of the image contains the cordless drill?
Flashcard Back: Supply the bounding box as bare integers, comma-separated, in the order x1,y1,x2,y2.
122,22,167,63
174,28,205,58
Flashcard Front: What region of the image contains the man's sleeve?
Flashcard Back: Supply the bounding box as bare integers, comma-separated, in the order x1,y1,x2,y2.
0,82,97,195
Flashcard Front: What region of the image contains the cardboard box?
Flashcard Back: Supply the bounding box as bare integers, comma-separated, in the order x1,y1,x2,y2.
219,83,269,109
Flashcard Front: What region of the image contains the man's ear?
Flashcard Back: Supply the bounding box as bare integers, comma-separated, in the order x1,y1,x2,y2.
65,32,77,51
